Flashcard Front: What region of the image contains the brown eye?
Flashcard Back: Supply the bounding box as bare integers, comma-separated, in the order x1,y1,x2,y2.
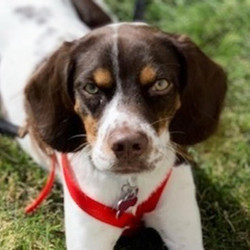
84,83,99,94
150,79,172,95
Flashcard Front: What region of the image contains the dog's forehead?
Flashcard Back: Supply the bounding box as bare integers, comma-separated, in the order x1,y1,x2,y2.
85,23,158,45
90,23,172,60
74,23,179,88
75,23,162,62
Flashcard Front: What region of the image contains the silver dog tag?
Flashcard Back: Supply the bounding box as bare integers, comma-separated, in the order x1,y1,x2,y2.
116,183,138,218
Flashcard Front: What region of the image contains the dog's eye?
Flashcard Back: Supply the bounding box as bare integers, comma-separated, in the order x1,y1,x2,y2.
153,79,170,91
84,83,99,95
150,79,172,95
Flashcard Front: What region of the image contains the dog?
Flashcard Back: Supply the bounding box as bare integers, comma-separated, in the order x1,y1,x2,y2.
0,0,227,249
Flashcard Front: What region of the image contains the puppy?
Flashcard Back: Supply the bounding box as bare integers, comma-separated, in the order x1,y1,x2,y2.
0,0,227,249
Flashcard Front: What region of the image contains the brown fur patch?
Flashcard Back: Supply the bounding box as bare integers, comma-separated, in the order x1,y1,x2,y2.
175,95,181,111
74,99,97,145
140,65,157,85
157,120,169,136
74,99,81,113
93,68,112,88
158,95,181,135
83,115,97,145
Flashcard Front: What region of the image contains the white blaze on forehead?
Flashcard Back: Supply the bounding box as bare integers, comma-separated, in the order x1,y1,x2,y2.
109,22,149,92
110,24,121,91
107,22,148,28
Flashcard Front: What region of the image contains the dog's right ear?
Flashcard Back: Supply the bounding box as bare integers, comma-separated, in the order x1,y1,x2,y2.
165,34,227,145
25,42,86,153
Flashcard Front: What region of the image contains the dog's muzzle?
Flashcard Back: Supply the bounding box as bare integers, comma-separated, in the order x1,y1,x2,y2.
107,127,151,173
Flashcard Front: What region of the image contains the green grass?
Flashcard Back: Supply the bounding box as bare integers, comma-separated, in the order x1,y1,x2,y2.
1,0,250,249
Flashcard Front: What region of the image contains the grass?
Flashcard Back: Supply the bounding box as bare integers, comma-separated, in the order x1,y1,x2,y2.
1,0,250,249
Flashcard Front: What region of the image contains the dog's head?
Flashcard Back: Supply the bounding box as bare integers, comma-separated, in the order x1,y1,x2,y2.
25,23,227,174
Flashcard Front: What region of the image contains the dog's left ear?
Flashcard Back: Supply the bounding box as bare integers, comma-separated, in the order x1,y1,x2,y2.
25,42,85,153
166,34,227,145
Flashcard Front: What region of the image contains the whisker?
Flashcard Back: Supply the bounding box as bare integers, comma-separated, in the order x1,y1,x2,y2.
150,117,172,126
172,143,192,163
149,115,186,128
159,142,192,164
73,141,90,152
68,134,87,141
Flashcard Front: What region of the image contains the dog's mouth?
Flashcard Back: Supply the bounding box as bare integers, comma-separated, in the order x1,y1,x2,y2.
89,153,153,174
111,168,149,174
90,147,165,174
109,160,153,174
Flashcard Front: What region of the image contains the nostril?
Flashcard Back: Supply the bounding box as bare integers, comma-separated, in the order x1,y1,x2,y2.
132,143,142,151
113,143,124,153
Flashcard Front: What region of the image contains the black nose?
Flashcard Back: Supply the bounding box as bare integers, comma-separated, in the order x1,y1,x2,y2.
108,128,148,159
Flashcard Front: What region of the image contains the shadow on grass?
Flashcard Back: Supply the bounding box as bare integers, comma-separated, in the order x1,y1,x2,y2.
195,167,250,250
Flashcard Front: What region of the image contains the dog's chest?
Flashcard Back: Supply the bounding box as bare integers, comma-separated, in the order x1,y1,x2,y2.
65,150,175,211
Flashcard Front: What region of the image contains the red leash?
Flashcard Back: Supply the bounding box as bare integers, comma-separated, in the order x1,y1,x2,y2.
25,154,173,233
25,154,56,214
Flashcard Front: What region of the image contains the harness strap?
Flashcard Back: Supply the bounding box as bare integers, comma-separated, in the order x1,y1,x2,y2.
25,153,173,234
61,154,172,231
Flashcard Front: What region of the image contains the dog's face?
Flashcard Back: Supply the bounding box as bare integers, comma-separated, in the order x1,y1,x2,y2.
25,23,227,174
73,24,181,173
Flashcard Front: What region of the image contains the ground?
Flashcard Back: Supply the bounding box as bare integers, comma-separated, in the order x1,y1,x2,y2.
0,0,249,249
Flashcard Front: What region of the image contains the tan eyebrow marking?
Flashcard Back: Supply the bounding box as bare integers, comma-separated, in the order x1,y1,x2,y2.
140,65,157,85
93,68,112,88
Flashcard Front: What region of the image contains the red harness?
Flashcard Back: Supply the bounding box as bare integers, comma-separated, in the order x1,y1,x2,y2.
25,154,172,232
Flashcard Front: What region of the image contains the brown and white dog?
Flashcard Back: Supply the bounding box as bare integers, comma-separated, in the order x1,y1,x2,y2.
0,0,227,249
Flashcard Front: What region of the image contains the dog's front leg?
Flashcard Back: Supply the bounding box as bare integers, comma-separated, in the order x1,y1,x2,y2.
64,189,123,250
145,164,204,250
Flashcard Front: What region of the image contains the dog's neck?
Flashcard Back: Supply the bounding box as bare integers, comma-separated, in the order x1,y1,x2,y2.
58,147,176,209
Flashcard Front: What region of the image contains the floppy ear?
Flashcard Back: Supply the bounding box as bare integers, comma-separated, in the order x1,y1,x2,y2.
25,42,85,152
167,34,227,145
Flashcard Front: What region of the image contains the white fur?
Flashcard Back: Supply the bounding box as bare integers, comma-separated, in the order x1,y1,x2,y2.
0,1,204,249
